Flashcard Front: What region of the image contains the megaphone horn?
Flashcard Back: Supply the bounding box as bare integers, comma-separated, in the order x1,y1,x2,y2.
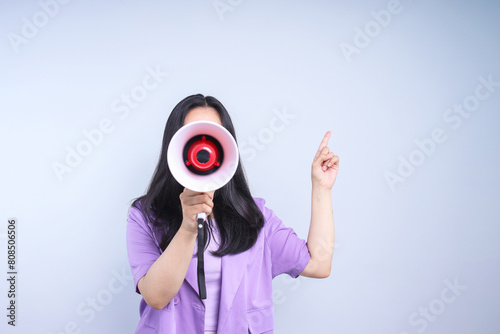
167,121,239,193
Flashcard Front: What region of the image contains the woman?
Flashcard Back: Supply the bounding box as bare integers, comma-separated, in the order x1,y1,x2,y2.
126,94,339,333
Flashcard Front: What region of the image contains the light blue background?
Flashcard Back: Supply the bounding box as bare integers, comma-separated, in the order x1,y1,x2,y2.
1,0,499,333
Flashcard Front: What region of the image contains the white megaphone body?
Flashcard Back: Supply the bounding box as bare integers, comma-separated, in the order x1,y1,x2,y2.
167,120,239,201
166,120,239,299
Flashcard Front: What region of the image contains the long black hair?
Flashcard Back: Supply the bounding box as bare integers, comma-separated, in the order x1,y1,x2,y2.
132,94,264,256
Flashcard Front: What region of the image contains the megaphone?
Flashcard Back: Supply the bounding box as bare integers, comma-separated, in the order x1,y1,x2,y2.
167,120,239,300
167,120,239,195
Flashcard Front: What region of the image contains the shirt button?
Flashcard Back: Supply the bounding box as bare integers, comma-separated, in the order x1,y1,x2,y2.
174,297,180,304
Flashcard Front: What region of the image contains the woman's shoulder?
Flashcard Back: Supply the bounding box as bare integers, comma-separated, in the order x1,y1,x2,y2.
127,198,155,230
128,198,145,218
251,196,272,221
127,199,163,248
251,196,266,209
251,196,282,236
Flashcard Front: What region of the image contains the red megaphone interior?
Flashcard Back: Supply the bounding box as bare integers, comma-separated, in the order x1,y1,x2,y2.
185,135,221,172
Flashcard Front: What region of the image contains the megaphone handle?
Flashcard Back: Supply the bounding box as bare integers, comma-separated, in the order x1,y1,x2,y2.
197,212,207,222
196,212,207,300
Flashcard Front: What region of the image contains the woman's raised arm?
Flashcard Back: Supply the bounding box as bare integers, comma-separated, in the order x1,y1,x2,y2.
300,131,339,278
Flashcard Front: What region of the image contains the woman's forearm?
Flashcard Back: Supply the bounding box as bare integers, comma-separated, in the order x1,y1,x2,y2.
306,185,335,278
137,189,214,309
138,226,197,310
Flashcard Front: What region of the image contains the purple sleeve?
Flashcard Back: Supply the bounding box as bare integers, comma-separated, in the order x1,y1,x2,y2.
126,205,162,294
255,197,311,278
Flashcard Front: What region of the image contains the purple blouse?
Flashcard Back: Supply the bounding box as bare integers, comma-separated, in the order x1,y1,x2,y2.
126,197,311,334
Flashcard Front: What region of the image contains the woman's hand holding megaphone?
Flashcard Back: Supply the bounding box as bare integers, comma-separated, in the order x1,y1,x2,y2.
179,188,215,235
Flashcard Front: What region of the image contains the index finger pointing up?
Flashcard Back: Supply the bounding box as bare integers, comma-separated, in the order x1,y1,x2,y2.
315,131,332,159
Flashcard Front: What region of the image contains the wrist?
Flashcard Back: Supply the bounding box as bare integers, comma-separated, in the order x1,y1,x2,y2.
178,222,198,240
312,184,331,195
